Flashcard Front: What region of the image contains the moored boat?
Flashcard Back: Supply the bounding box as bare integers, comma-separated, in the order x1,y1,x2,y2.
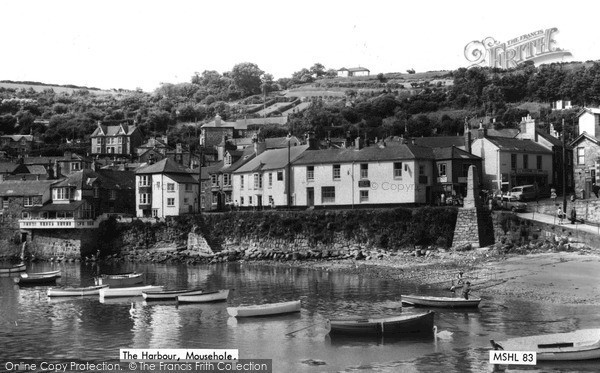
14,270,61,285
177,289,229,303
142,288,204,300
94,272,143,287
328,311,435,336
491,329,600,361
227,300,301,317
402,294,481,308
48,284,108,297
99,285,163,299
0,263,26,274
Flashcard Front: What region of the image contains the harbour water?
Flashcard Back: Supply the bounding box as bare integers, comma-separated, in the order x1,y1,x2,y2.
0,261,598,372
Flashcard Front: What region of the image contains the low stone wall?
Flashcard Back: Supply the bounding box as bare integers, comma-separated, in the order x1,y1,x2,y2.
26,229,99,260
530,199,600,225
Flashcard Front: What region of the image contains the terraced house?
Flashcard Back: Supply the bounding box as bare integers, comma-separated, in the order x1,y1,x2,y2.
291,139,434,207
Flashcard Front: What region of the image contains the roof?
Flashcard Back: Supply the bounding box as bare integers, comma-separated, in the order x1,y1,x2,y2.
577,107,600,117
432,146,481,160
468,128,520,138
536,131,563,147
338,67,370,72
0,180,57,196
21,153,90,165
0,135,34,142
235,117,288,126
136,158,194,175
26,165,48,175
292,143,434,166
52,169,135,190
265,136,302,149
413,136,465,148
37,201,85,212
201,117,248,130
483,136,553,153
235,145,310,173
91,123,139,137
166,173,198,184
0,162,19,174
138,137,172,150
569,132,599,147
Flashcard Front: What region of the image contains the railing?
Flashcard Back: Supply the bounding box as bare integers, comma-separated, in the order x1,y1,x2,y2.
19,214,110,230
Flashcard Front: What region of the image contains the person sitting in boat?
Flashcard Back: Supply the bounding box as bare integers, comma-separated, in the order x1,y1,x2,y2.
461,281,471,300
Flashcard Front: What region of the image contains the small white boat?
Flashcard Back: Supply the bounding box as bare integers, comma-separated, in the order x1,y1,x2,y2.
491,329,600,361
177,289,229,303
328,311,435,336
99,285,163,299
402,294,481,308
227,300,301,317
142,288,204,300
94,272,143,287
0,263,26,274
14,270,61,285
48,284,109,297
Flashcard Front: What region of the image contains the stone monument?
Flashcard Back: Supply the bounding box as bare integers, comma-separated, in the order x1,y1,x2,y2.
452,165,494,248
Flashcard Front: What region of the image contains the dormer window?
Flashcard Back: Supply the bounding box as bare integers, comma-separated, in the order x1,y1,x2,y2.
53,187,73,201
225,153,232,166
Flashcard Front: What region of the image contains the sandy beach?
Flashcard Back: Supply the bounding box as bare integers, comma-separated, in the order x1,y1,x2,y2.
277,248,600,306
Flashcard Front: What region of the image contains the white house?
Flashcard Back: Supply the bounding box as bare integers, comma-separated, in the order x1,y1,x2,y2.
471,135,553,193
291,141,434,207
337,67,370,77
135,158,198,218
232,145,309,209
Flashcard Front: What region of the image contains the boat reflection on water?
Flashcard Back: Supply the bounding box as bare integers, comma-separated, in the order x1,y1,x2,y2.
227,312,302,327
325,331,435,347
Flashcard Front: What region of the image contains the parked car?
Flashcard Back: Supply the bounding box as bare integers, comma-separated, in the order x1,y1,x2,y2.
509,185,538,201
493,195,527,212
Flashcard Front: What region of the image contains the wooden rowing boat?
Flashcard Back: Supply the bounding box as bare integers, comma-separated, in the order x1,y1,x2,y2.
328,311,435,336
0,263,26,274
227,300,301,317
402,294,481,308
99,285,163,298
14,270,61,285
48,284,109,297
177,289,229,303
142,288,204,300
491,329,600,361
94,272,143,287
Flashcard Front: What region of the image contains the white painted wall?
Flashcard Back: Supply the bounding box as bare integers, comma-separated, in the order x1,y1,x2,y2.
136,174,197,217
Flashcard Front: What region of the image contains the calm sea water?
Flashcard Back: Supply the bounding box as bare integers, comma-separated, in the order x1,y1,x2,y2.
0,261,598,373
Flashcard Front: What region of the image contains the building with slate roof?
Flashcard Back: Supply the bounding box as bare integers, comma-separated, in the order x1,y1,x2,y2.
1,180,57,229
290,139,434,207
432,146,482,201
471,133,553,193
135,158,201,218
233,143,309,209
91,121,143,157
22,152,93,178
0,134,35,155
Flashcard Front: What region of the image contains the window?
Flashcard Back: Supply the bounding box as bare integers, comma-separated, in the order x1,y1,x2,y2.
24,196,34,206
360,164,368,179
240,196,244,205
268,173,273,188
167,183,175,192
360,190,368,203
96,146,101,154
511,154,517,170
211,174,218,186
139,193,150,204
110,190,117,200
277,171,283,181
419,165,425,175
333,164,341,180
223,174,231,186
394,162,402,178
117,146,122,154
537,155,542,170
254,173,262,189
212,194,218,204
21,212,30,219
185,184,193,192
71,162,80,171
523,154,528,169
139,175,150,187
167,198,175,207
53,187,72,200
184,197,188,204
321,186,335,203
224,153,232,166
577,147,585,165
249,196,253,205
94,187,100,198
2,197,8,209
438,163,447,176
240,175,244,189
152,209,158,217
307,166,314,181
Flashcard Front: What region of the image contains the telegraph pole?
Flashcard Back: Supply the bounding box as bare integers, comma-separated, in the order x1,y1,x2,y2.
562,118,567,212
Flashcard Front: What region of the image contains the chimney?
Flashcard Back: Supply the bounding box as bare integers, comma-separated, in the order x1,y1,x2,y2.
306,131,317,150
162,134,168,145
253,133,266,156
215,114,222,127
464,119,472,153
354,137,362,150
477,120,487,139
63,150,72,159
54,160,61,179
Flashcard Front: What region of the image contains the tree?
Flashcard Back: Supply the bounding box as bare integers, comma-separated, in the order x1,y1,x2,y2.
310,63,326,78
230,62,264,97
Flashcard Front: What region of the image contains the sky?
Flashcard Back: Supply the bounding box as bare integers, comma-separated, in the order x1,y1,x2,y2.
1,0,600,92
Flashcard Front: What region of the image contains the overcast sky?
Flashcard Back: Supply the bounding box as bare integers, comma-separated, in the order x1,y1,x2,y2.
1,0,599,92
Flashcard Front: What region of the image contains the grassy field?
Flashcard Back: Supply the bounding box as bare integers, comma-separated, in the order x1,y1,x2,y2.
0,82,123,95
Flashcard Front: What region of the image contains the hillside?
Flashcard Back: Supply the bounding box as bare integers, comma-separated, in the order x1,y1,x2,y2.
0,81,130,95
